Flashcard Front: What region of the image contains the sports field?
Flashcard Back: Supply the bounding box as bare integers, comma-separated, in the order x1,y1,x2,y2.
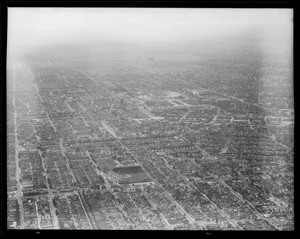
111,166,151,184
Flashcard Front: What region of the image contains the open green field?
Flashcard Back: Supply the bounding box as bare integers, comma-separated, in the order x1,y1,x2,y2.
112,166,144,174
111,166,151,184
119,173,151,184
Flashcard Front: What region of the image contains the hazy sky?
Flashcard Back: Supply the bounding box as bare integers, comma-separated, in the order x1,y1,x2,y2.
8,8,293,47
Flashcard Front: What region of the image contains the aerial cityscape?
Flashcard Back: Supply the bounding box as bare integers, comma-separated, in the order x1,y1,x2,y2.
7,8,293,230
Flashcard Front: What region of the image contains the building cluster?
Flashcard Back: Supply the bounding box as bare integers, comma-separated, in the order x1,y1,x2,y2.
7,41,293,230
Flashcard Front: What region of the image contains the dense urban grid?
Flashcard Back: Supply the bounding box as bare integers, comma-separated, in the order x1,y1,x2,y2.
7,36,293,230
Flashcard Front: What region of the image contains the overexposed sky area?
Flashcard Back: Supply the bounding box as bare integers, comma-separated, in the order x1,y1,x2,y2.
8,8,293,46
